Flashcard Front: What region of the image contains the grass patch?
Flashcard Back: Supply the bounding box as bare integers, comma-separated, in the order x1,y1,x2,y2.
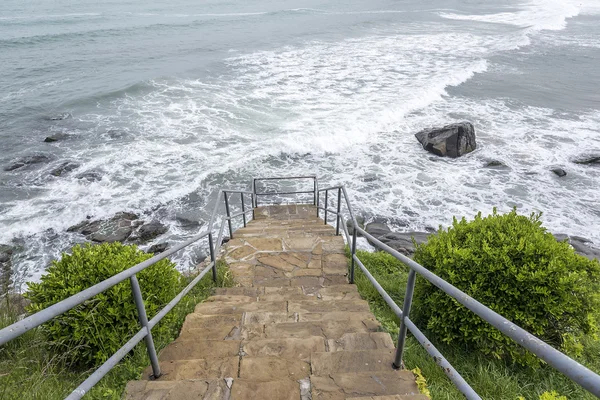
349,248,600,400
0,260,233,400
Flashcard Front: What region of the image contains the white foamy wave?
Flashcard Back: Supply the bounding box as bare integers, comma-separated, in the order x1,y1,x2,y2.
440,0,581,31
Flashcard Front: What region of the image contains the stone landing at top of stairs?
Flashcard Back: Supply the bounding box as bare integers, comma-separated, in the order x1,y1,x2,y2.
125,205,426,400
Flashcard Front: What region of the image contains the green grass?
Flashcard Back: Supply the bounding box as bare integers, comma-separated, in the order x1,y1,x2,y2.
0,260,233,400
349,248,600,400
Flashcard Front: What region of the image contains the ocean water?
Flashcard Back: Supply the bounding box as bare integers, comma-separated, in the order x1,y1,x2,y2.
1,0,599,288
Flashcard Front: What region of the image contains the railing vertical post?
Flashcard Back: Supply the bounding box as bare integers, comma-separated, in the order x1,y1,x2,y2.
335,188,341,236
208,232,217,281
350,225,357,284
251,193,255,220
324,190,328,224
241,193,247,227
393,269,417,369
313,177,317,205
315,179,319,216
130,274,161,379
253,179,258,207
224,191,233,239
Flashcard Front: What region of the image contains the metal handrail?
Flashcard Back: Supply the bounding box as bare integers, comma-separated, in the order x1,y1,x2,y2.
3,178,599,399
315,184,600,399
253,176,318,206
0,187,253,399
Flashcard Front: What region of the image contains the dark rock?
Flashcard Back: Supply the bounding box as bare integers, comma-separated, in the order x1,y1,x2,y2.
553,234,599,260
44,133,69,143
378,232,430,256
4,154,51,171
346,215,366,237
49,113,72,121
551,168,567,177
50,161,80,177
0,244,14,264
362,174,377,183
0,294,30,316
76,171,103,182
415,122,477,158
573,155,600,165
69,212,139,243
221,237,230,245
175,212,203,227
570,239,600,261
365,222,391,238
148,243,169,254
137,221,168,242
484,160,507,168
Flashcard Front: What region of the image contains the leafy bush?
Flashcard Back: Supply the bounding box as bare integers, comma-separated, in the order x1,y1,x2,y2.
412,209,600,367
25,243,182,367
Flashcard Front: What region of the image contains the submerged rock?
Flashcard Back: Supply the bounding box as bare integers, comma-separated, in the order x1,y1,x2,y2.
415,122,477,158
573,155,600,166
44,133,69,143
551,168,567,177
4,154,51,171
48,112,72,121
76,171,103,182
484,160,507,168
50,161,80,177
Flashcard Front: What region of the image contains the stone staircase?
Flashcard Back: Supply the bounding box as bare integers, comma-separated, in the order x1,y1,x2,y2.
125,204,426,400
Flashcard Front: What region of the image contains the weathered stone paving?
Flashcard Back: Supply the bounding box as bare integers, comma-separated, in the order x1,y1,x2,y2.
125,205,426,400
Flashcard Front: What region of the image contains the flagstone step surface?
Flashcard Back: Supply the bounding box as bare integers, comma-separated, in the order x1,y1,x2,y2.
126,204,423,399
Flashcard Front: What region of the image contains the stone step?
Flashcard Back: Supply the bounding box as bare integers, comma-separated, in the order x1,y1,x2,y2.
142,357,239,381
241,311,377,324
180,313,242,338
236,318,381,341
327,332,395,352
125,378,302,400
158,340,240,361
347,395,431,400
239,356,310,381
204,294,258,303
213,287,262,297
311,371,420,400
242,336,326,362
258,285,359,302
311,349,397,375
288,299,370,313
193,300,286,315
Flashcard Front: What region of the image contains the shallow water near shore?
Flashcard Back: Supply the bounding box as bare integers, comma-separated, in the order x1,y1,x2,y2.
1,0,599,288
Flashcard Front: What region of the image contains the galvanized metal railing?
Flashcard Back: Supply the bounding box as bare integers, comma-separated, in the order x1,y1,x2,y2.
2,176,600,399
0,188,255,400
252,175,318,206
315,184,600,399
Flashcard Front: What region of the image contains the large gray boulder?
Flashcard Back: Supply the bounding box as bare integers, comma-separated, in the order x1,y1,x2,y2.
377,232,431,256
68,212,140,243
415,122,477,158
68,212,169,244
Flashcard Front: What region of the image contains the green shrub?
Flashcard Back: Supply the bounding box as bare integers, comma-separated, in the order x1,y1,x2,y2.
412,209,600,368
25,242,182,368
